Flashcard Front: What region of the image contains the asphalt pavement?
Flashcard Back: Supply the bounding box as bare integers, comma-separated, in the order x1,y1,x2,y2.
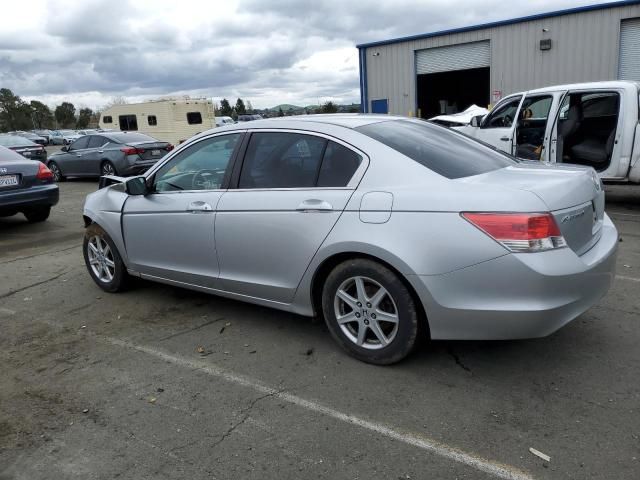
0,179,639,480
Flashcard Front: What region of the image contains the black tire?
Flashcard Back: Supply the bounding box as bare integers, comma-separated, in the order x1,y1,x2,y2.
322,259,420,365
48,161,65,182
83,223,129,293
101,161,117,176
24,206,51,223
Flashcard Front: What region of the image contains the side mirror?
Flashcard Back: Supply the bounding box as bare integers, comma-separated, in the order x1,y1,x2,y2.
470,115,484,128
125,176,149,196
61,146,69,152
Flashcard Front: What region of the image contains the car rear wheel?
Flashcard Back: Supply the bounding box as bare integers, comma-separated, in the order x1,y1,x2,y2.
48,162,65,182
83,223,129,292
322,259,420,365
101,161,116,176
24,206,51,223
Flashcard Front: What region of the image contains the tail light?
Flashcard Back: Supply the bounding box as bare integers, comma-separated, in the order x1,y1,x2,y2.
36,162,54,181
165,144,174,151
121,146,145,155
462,212,567,253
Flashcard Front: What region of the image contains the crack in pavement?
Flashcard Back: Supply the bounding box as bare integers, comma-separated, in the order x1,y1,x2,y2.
0,244,79,265
0,271,68,300
157,316,227,342
211,387,287,450
446,347,472,373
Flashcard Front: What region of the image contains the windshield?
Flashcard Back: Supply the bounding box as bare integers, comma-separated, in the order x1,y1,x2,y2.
356,119,517,179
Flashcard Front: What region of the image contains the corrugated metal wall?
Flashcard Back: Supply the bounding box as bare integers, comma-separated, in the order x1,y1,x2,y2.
363,3,640,115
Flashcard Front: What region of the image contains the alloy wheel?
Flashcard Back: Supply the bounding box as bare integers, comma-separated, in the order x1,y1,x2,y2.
333,276,399,349
49,163,61,181
87,235,115,283
101,163,115,176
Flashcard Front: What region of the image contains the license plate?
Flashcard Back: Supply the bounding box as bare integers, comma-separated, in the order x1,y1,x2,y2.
151,149,161,156
0,175,19,187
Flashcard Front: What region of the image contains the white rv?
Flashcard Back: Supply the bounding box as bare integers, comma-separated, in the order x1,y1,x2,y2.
99,99,216,145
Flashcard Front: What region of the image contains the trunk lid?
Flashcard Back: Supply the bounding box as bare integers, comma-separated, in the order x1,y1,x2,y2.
127,141,171,161
464,162,604,256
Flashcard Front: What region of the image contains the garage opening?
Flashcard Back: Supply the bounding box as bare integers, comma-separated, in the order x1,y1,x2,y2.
415,41,491,119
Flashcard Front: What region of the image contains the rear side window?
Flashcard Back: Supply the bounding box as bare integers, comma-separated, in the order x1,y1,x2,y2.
148,115,157,126
356,120,516,179
119,115,138,131
88,136,108,148
317,142,362,187
187,112,202,125
239,133,327,188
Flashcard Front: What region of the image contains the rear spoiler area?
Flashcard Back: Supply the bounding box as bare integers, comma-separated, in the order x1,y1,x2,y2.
98,175,128,190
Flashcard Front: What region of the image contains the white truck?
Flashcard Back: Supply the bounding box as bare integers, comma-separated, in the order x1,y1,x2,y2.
459,81,640,183
99,98,216,145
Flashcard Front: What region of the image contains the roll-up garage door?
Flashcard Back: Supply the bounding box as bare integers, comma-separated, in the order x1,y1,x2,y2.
416,41,490,75
619,18,640,82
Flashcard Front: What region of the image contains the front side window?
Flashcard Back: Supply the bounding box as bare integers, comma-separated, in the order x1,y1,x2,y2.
239,132,327,188
119,115,138,131
187,112,202,125
148,115,158,126
69,136,90,150
153,133,241,192
482,96,522,129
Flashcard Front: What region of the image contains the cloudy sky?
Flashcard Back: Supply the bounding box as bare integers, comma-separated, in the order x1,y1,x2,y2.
1,0,602,110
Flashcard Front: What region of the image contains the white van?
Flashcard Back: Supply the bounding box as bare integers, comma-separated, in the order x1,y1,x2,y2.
99,99,216,145
459,81,640,183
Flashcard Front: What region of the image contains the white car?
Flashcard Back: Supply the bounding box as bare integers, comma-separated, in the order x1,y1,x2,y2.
215,116,235,127
50,130,83,145
430,105,489,128
459,80,640,183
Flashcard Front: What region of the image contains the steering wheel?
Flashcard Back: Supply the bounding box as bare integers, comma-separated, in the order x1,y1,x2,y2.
504,115,513,127
192,169,224,190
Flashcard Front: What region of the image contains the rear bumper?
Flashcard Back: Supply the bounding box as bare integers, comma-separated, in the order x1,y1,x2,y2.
411,214,618,340
0,184,59,211
121,157,162,176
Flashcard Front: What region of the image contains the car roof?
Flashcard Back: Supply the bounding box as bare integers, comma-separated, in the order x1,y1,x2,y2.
504,80,640,98
214,114,402,131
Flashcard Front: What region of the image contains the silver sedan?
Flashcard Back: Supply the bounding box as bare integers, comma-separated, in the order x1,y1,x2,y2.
81,115,618,364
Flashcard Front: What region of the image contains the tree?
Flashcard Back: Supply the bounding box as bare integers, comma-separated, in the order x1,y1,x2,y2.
219,98,233,117
0,88,31,131
30,100,54,129
246,100,253,114
55,102,76,128
320,101,338,114
76,107,93,128
235,98,246,115
278,107,284,117
105,96,127,108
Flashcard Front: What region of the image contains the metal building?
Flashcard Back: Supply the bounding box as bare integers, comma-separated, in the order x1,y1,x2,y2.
357,0,640,118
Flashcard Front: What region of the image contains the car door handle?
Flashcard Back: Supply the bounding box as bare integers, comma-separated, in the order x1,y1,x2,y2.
296,199,333,212
76,153,82,157
187,201,213,213
500,137,511,142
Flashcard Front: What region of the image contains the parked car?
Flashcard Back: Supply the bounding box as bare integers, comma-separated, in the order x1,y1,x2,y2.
0,145,58,222
12,131,48,146
0,135,47,162
430,104,489,128
48,132,173,180
81,115,617,364
76,129,98,136
50,130,82,145
459,80,640,183
237,114,263,122
215,116,235,127
33,129,54,144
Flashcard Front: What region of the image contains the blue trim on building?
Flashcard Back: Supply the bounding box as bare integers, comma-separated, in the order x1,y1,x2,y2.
360,48,369,113
356,0,640,49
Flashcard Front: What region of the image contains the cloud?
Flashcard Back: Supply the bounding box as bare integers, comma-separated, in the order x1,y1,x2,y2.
1,0,590,109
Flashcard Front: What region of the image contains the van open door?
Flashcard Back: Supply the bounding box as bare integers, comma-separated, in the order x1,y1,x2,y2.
513,94,554,161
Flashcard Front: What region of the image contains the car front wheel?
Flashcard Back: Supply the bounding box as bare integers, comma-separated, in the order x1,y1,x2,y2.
83,223,129,292
322,259,420,365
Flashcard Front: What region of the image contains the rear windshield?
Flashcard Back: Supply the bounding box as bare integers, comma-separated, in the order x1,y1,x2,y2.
0,135,34,147
106,132,157,143
356,119,516,179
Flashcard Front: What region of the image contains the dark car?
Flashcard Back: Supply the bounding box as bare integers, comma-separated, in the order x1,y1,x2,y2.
237,114,263,122
0,135,47,163
47,132,173,180
0,145,59,222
